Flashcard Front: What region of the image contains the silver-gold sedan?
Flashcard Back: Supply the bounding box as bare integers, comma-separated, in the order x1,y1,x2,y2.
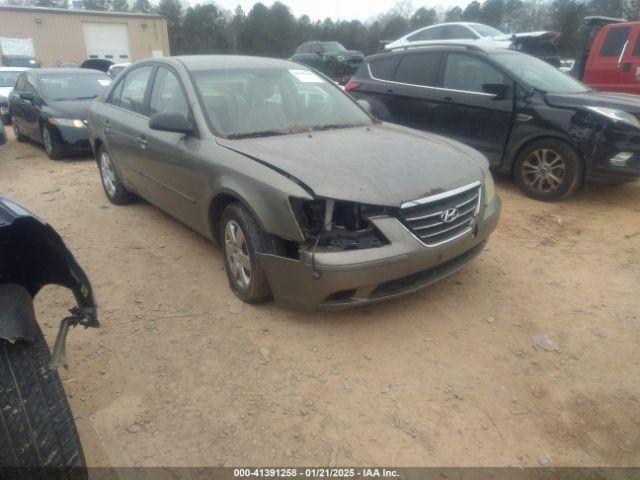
88,55,500,311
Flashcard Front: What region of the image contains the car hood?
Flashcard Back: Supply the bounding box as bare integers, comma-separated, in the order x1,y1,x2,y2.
0,87,13,100
46,99,93,120
546,91,640,114
217,123,486,207
326,50,363,59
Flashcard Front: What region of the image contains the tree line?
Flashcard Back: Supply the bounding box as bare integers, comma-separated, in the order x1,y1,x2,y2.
5,0,640,56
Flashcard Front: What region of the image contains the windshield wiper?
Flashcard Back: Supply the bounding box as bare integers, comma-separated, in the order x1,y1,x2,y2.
227,130,289,139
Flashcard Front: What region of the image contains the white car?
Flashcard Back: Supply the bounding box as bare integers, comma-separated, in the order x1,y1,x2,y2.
385,22,555,51
0,67,28,123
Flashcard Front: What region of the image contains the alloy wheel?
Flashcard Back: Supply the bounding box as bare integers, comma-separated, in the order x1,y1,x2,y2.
224,220,252,290
42,128,53,156
521,148,566,193
100,151,117,197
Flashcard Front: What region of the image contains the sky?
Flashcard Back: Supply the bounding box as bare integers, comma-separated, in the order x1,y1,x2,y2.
208,0,467,22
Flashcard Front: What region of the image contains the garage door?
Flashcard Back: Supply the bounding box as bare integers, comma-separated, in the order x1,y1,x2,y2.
82,23,131,61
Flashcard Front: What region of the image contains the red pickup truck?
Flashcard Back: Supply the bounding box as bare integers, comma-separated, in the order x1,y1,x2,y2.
573,17,640,95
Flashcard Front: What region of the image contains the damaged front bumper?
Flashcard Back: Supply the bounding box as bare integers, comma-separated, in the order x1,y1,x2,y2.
258,196,501,311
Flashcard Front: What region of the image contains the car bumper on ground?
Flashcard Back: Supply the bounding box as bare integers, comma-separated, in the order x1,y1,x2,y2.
586,126,640,184
258,196,501,311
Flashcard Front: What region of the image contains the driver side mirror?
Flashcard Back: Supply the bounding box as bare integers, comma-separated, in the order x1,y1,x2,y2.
149,112,193,135
482,82,509,99
19,92,35,102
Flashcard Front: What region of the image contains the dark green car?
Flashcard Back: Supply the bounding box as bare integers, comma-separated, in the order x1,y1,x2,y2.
88,55,501,311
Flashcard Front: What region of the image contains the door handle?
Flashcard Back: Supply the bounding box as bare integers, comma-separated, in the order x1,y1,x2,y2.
138,135,147,149
622,62,631,72
104,120,110,132
386,88,394,93
444,96,453,103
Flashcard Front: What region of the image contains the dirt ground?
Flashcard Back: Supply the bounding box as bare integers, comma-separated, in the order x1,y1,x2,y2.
1,131,639,468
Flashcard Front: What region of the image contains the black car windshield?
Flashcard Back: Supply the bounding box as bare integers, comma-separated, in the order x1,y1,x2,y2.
6,58,39,68
192,67,372,138
322,42,347,53
493,52,590,94
39,73,112,101
472,24,503,37
0,71,21,88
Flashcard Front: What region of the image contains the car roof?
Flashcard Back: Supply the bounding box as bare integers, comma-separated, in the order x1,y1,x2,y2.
171,55,302,71
372,41,510,59
30,68,107,75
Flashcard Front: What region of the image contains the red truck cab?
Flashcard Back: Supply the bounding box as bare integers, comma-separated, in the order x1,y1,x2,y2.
573,17,640,95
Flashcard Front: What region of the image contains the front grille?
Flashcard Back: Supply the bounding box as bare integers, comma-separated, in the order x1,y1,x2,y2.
399,182,482,246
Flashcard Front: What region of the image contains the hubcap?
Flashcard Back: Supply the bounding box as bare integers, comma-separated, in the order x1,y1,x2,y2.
42,128,52,155
224,220,252,290
100,151,117,197
522,148,566,193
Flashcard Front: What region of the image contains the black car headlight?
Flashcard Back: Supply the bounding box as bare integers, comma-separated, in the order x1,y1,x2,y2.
290,197,389,250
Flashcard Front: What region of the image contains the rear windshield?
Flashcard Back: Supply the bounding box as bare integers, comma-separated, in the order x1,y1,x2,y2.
471,24,503,37
191,67,372,138
39,73,112,101
492,52,590,94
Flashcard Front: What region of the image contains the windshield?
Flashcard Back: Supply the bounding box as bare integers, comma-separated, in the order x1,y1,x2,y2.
6,58,39,68
493,52,590,94
471,24,503,37
322,42,347,53
0,71,21,88
192,67,372,138
39,73,112,100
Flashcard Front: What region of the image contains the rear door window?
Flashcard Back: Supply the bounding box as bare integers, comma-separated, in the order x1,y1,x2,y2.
368,56,401,81
118,66,153,115
600,27,630,57
633,32,640,56
407,25,446,42
394,53,441,86
443,25,477,40
443,54,505,93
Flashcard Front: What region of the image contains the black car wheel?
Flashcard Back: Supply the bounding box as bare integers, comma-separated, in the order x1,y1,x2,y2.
514,139,583,201
12,122,28,142
41,125,64,160
220,203,275,303
98,145,133,205
0,326,87,479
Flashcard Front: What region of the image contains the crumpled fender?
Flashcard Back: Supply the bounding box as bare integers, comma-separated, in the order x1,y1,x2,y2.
0,196,98,344
0,284,38,343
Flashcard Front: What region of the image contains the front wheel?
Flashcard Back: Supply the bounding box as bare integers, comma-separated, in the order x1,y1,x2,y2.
41,125,64,160
514,139,583,201
0,326,87,478
220,203,277,303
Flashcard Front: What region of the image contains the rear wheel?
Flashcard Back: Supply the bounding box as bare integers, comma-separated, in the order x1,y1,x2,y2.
98,145,134,205
0,326,87,479
12,122,28,142
514,138,583,201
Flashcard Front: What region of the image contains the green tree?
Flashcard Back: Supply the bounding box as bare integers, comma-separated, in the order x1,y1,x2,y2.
410,7,437,30
132,0,151,13
157,0,183,54
111,0,129,11
481,0,506,27
445,6,464,22
181,4,227,53
462,1,483,21
587,0,625,17
550,0,588,55
381,15,410,41
626,0,640,19
83,0,110,10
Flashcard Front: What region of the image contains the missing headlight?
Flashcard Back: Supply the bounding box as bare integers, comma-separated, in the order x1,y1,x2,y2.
290,197,389,250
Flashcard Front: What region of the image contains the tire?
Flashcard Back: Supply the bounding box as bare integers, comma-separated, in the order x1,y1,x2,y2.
0,326,87,480
219,203,278,303
41,124,65,160
98,144,134,205
12,122,28,143
514,138,583,201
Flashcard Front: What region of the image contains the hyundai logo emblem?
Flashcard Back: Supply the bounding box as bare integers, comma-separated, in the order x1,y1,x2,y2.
441,207,460,223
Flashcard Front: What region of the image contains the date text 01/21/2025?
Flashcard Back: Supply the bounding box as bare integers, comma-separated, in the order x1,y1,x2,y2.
233,468,400,478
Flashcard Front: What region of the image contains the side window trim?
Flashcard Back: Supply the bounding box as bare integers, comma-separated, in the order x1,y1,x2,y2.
367,51,496,96
148,64,199,137
106,64,155,118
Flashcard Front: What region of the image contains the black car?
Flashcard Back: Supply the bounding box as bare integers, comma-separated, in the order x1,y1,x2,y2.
9,68,112,159
347,43,640,200
291,41,363,79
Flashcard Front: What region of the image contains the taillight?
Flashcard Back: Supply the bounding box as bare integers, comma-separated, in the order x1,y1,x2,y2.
345,81,360,92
